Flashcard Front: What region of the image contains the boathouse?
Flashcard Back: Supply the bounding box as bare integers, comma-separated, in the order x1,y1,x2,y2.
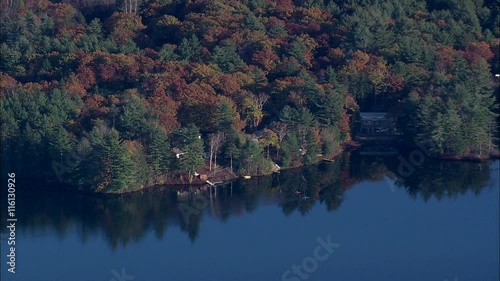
358,112,395,136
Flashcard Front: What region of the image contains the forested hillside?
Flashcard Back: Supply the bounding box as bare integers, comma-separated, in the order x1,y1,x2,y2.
1,0,498,192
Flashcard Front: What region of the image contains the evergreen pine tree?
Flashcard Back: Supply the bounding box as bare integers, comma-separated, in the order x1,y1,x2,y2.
148,127,171,182
212,40,244,73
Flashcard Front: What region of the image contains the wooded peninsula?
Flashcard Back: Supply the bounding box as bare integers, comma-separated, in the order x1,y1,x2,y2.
1,0,499,193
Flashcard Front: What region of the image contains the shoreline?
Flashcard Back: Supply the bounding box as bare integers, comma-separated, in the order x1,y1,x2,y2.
106,142,499,194
10,144,497,195
437,151,500,162
109,144,500,194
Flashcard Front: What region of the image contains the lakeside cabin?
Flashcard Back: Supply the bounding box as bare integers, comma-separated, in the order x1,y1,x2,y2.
359,112,392,135
355,112,398,142
355,112,400,155
358,112,396,135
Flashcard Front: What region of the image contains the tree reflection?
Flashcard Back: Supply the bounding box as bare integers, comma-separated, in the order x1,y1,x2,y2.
2,154,496,248
390,160,493,201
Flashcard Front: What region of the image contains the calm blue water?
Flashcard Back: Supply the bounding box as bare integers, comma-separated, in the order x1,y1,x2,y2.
1,155,499,281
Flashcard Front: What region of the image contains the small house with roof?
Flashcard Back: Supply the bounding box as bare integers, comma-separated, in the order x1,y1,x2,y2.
357,112,397,139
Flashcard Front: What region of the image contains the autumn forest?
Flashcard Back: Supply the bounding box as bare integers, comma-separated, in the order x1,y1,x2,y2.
1,0,499,193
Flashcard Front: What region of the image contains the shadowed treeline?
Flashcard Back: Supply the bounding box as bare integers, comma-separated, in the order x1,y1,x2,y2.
1,153,496,249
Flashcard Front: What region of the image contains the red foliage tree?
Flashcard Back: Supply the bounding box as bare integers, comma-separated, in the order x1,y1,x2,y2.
464,42,494,65
252,46,279,73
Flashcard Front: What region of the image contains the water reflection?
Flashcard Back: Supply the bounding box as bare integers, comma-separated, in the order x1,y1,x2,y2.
2,152,497,249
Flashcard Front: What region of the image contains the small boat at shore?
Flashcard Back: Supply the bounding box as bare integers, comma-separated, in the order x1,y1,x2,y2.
242,176,251,179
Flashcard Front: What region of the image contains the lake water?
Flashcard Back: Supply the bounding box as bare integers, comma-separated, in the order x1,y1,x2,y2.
1,152,499,281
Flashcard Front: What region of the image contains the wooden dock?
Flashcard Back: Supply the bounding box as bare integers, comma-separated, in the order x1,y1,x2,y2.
205,180,223,186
